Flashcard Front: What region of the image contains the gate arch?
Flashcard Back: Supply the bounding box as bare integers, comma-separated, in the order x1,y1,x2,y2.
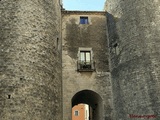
72,90,104,120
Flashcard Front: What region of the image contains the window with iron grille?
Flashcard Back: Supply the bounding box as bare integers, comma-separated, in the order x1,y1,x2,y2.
77,48,95,71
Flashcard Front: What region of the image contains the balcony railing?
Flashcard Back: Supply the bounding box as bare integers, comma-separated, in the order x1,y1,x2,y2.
77,60,95,72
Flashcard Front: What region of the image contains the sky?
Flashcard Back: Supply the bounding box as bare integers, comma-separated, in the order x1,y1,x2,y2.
62,0,106,11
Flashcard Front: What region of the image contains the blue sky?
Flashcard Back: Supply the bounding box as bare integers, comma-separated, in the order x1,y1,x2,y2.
62,0,106,11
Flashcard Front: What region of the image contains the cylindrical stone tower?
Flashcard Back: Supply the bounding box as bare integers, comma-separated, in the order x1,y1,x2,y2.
105,0,160,119
0,0,62,120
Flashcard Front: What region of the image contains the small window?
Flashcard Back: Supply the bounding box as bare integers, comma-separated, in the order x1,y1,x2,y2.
80,51,91,68
74,110,79,116
77,48,95,71
80,17,88,24
113,43,119,55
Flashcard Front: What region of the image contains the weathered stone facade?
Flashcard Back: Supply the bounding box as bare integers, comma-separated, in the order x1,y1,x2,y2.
62,11,113,120
0,0,62,120
105,0,160,119
1,0,160,120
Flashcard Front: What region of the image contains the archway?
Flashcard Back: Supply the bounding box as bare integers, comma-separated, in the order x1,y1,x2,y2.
72,90,103,120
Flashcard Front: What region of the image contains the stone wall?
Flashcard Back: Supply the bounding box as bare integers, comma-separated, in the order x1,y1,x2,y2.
62,11,113,120
105,0,160,119
0,0,62,120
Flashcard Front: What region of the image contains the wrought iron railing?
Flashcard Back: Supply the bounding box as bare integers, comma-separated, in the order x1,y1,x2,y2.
77,60,95,71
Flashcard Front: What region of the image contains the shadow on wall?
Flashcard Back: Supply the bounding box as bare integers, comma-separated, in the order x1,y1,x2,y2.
106,12,120,67
106,12,127,120
107,12,120,55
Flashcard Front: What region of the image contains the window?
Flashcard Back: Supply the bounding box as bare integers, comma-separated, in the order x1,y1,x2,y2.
74,110,79,116
80,51,91,69
113,43,119,55
77,48,95,71
80,17,88,24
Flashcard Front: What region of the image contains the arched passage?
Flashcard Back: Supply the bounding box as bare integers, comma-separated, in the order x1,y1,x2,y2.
72,90,103,120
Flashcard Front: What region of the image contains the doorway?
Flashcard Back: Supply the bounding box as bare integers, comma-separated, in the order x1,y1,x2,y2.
72,90,103,120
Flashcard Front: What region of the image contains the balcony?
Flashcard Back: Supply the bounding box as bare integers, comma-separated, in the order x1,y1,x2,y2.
77,60,95,72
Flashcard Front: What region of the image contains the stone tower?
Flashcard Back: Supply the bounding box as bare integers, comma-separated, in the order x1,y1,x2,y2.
105,0,160,119
0,0,62,120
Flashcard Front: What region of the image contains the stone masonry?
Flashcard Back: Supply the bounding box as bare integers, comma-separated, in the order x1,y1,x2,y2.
0,0,62,120
105,0,160,119
62,11,113,120
1,0,160,120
